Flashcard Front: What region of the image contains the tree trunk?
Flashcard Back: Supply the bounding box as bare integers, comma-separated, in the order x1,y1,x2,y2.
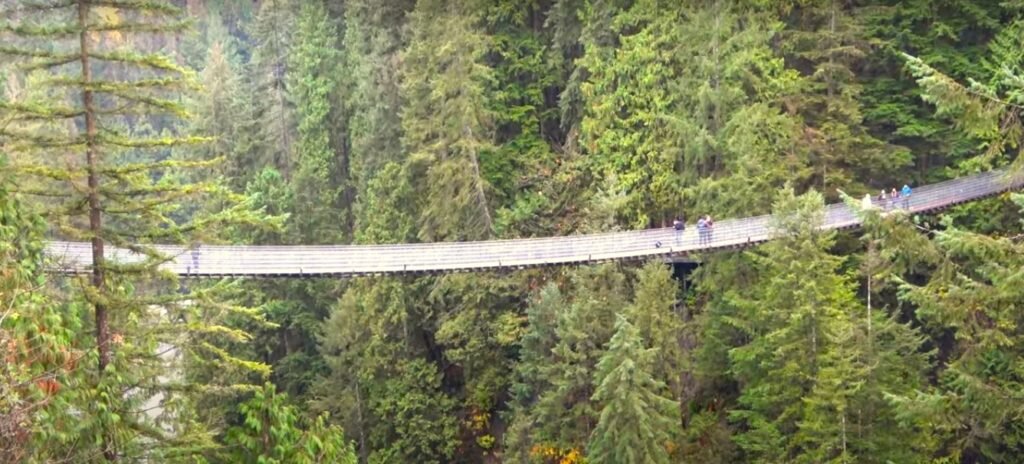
78,1,114,460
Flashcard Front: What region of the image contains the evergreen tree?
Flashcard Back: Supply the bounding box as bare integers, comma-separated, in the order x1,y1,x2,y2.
887,194,1024,462
562,0,624,135
903,28,1024,174
778,0,910,194
727,187,931,462
190,38,263,190
858,0,1010,179
248,0,298,175
315,162,458,462
504,282,564,462
223,382,357,464
727,188,846,462
289,0,351,243
672,1,807,217
401,0,495,241
344,0,414,198
482,0,564,237
628,261,685,401
579,0,686,227
0,1,268,459
531,265,627,453
587,315,679,464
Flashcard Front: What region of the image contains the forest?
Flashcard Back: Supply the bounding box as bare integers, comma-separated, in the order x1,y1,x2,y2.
1,0,1024,462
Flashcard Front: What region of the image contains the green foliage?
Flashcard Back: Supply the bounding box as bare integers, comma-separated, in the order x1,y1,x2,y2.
578,1,687,227
504,282,565,462
344,0,414,198
0,162,85,462
289,0,350,244
586,315,679,464
482,0,564,237
248,0,298,174
365,358,459,464
902,20,1024,174
0,1,271,460
888,196,1024,462
401,0,496,241
4,1,1024,462
779,0,911,193
189,38,263,191
858,0,1009,180
223,382,357,464
723,187,932,463
627,260,684,398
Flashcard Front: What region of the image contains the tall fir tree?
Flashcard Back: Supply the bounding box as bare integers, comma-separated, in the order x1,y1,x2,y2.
531,265,627,454
248,0,298,175
0,1,268,459
504,282,564,462
627,261,685,403
315,161,459,462
289,0,351,244
401,0,495,241
344,0,413,200
189,38,263,190
587,315,679,464
858,0,1009,180
778,0,911,194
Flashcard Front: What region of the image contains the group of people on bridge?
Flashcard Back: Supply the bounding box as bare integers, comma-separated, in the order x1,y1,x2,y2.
862,184,912,211
671,214,714,246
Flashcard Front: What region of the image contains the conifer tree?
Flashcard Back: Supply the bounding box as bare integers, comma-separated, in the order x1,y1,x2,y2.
778,0,909,193
223,382,357,464
727,188,849,462
673,2,806,217
249,0,298,175
561,0,623,134
886,194,1024,462
726,187,931,462
532,265,627,452
903,31,1024,174
315,163,458,462
0,1,268,459
579,1,686,227
858,0,1008,178
587,315,679,464
504,282,565,462
190,38,263,190
401,0,495,241
289,0,350,243
344,0,413,198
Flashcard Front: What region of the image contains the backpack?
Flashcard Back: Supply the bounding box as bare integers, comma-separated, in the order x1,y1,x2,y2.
673,220,684,231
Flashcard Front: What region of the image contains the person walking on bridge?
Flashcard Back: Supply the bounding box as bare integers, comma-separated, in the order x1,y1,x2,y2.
697,216,707,245
902,184,912,209
673,215,685,244
704,215,714,244
890,187,898,209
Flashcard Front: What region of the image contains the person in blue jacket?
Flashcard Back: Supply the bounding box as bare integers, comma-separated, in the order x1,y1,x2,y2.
901,184,911,209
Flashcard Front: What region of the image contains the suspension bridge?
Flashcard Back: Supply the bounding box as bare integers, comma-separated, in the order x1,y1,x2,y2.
43,170,1022,278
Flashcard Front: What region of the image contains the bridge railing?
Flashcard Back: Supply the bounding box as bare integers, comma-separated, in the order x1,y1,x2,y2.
43,170,1020,276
